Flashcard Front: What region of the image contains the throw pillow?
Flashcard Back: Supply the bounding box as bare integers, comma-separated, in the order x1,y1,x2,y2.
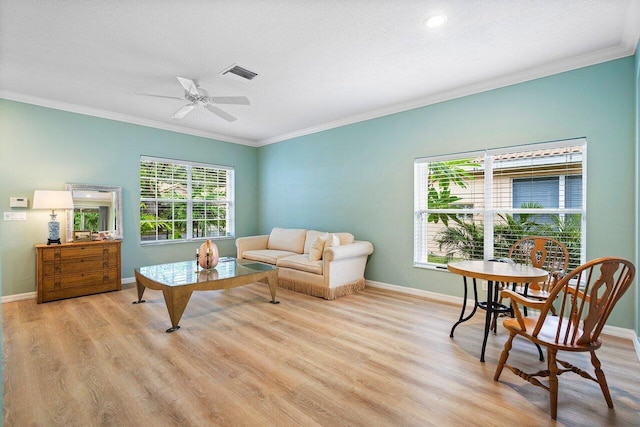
324,233,340,249
309,236,327,261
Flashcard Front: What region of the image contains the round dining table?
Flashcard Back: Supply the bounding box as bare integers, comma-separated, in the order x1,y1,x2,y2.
447,260,548,362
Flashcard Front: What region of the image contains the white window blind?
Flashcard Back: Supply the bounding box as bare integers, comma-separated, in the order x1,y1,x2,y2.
140,156,235,243
414,138,586,270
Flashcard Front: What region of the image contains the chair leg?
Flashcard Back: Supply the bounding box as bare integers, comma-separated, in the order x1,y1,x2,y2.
535,343,544,362
492,311,499,333
548,348,559,420
591,351,614,408
494,331,515,381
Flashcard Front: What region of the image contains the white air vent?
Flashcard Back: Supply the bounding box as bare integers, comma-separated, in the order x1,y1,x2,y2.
220,64,258,82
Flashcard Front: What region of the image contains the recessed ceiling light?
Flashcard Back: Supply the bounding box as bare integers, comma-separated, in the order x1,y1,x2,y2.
425,15,448,28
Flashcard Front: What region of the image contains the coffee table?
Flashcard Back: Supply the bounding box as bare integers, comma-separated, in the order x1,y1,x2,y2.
133,258,279,332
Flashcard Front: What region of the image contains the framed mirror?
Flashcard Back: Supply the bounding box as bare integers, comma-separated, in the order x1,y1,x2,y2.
65,183,123,242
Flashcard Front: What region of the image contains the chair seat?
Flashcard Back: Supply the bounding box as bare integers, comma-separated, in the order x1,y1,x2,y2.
503,317,601,352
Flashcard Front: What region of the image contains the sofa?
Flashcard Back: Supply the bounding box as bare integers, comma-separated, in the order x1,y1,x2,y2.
236,227,374,300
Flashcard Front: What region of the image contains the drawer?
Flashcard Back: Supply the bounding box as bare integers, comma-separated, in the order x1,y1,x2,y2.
60,245,105,260
41,260,116,277
41,245,104,261
42,270,107,291
42,273,119,295
41,281,119,302
64,258,105,274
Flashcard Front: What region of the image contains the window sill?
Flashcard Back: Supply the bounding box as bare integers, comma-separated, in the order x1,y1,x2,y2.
413,262,450,272
140,236,235,246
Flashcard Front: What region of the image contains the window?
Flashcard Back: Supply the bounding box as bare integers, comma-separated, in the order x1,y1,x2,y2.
140,156,234,243
414,139,585,270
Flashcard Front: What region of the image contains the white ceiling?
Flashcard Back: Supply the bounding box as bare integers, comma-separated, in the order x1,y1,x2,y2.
1,1,639,147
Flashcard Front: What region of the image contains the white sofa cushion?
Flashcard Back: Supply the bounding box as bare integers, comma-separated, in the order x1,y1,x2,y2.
277,254,323,275
242,249,298,265
267,227,307,253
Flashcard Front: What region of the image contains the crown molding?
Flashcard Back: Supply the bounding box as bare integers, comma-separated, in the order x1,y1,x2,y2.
2,33,637,149
258,44,636,146
0,90,259,147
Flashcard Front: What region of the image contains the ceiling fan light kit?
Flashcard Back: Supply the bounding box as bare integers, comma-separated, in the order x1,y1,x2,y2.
138,77,250,122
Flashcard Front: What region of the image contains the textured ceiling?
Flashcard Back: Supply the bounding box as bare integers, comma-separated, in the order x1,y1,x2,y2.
1,0,639,146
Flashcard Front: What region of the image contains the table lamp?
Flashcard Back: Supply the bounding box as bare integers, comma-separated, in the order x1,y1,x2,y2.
32,190,74,245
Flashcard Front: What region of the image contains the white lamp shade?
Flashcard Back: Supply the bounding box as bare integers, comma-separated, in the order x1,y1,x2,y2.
32,190,74,210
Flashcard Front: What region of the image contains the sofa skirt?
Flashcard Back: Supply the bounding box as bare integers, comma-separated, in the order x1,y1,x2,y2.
277,276,365,300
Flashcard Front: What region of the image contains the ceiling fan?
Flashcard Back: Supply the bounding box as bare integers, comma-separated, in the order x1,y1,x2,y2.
138,77,250,122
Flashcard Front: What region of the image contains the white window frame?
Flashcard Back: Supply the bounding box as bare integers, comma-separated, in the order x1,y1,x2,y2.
414,138,586,269
140,156,235,244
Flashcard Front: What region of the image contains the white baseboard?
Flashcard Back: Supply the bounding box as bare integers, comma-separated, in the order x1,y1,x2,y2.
365,279,463,306
1,291,37,303
365,279,640,362
1,276,136,304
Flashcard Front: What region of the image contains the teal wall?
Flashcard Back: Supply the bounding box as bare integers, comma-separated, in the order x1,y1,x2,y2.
0,100,259,296
258,57,638,329
0,56,637,331
635,45,640,338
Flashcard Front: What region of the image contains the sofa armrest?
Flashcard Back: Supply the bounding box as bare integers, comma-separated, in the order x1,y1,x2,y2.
324,241,374,262
236,235,269,258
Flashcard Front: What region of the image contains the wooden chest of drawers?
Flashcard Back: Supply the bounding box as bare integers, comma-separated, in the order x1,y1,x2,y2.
35,240,121,303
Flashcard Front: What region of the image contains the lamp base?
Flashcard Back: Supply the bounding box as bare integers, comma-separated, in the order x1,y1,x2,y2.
47,213,61,245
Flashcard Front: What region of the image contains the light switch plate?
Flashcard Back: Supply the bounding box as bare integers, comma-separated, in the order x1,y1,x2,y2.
4,212,27,221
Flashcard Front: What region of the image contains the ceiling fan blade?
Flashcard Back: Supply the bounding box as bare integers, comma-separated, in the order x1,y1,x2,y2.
207,96,250,105
136,93,184,100
171,104,195,119
176,77,200,96
204,104,237,122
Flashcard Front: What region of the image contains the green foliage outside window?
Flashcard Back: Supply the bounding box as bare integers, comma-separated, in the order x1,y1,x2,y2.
427,159,480,226
425,161,582,268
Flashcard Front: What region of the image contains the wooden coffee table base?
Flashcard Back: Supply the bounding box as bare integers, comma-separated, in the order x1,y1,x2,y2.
134,265,279,332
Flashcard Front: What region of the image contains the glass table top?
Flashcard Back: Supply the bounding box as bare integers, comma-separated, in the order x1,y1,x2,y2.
136,257,275,287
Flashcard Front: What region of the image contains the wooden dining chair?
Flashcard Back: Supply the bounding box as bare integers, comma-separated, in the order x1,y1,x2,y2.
493,257,635,420
491,236,570,335
509,236,569,295
499,236,570,315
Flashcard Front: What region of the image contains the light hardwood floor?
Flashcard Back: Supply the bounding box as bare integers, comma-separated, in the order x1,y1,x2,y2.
3,283,639,426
